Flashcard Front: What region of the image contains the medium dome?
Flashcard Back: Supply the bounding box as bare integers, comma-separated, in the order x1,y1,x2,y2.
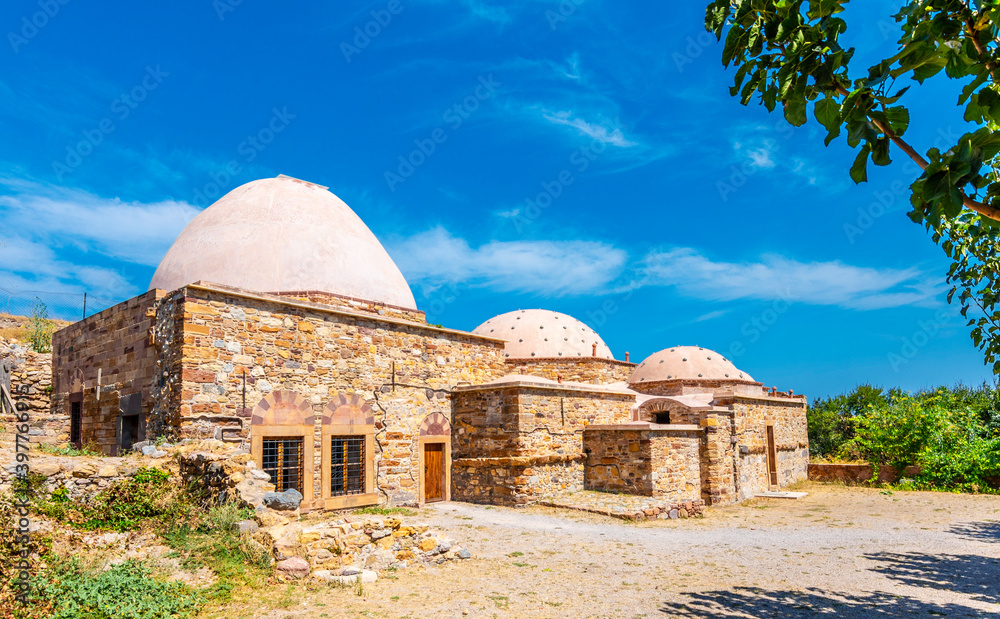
472,309,614,359
629,346,753,384
149,176,417,309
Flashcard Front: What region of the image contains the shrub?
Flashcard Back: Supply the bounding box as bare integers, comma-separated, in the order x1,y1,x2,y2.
26,300,55,354
807,384,890,458
838,386,1000,492
29,557,203,619
35,467,177,532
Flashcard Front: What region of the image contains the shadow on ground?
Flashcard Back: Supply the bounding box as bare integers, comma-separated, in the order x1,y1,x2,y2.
866,551,1000,605
949,520,1000,544
658,587,987,617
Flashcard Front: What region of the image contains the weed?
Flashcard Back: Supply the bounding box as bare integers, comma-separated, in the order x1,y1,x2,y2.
29,557,203,619
37,443,103,457
351,506,416,517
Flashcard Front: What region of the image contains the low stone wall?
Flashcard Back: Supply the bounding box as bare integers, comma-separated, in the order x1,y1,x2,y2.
540,493,706,521
451,455,584,506
1,338,61,444
808,462,921,484
0,444,172,499
173,440,472,579
583,425,703,504
263,511,471,580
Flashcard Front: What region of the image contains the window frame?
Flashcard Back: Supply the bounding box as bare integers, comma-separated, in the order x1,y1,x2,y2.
261,436,306,495
251,424,314,506
321,422,376,510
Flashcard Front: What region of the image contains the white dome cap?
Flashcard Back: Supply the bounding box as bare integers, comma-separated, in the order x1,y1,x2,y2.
629,346,753,385
472,309,614,359
149,176,417,309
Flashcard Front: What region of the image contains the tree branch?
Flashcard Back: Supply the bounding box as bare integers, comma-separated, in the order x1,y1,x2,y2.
834,85,1000,221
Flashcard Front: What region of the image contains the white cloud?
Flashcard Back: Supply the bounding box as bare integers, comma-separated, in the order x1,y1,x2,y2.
0,178,198,267
541,110,638,147
388,227,627,296
0,178,199,304
639,248,941,310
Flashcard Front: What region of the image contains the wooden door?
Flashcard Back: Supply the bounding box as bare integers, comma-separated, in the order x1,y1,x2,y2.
766,426,778,488
424,443,444,502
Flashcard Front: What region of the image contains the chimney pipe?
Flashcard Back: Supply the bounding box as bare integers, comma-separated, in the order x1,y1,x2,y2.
625,351,630,362
592,343,597,357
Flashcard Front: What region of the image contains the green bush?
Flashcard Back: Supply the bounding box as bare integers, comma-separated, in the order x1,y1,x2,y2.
807,384,890,458
30,558,202,619
35,467,178,532
26,299,55,354
834,386,1000,492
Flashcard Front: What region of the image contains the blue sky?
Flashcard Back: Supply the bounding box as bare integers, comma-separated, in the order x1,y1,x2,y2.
0,0,994,399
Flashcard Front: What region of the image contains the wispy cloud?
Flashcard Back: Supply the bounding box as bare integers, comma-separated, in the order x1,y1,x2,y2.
541,110,638,147
639,247,941,310
388,227,627,296
0,178,198,299
0,178,198,266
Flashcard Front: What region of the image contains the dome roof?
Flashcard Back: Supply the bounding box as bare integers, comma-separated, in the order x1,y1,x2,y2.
472,309,614,359
149,176,417,309
629,346,753,384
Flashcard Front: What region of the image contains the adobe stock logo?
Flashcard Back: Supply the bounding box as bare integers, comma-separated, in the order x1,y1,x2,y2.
51,65,169,181
8,0,71,53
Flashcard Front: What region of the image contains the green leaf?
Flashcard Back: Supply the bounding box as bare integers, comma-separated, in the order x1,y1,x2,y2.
851,144,871,184
872,137,891,166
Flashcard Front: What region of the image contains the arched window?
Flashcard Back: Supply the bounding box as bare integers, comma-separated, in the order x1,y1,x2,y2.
321,392,376,509
250,390,315,509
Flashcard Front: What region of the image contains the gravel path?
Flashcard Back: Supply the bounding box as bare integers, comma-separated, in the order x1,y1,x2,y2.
245,483,1000,619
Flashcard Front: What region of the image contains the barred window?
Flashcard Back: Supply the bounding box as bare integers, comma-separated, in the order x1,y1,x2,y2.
330,436,365,497
262,437,304,494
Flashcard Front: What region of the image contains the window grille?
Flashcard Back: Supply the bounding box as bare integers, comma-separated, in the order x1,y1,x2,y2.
330,436,365,497
262,437,304,493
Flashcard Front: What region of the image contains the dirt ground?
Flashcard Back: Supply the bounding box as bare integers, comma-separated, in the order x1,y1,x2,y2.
212,482,1000,618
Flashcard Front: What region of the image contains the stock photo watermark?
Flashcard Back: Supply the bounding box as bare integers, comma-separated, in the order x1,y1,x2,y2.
384,74,500,192
887,308,952,372
191,106,296,207
340,0,406,63
10,383,35,604
545,0,589,30
51,65,169,181
716,121,795,202
729,290,793,359
508,135,609,232
7,0,70,53
843,127,963,243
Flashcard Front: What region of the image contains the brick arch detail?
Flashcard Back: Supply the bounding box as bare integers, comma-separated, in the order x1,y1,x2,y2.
418,412,450,436
250,390,314,426
322,392,374,426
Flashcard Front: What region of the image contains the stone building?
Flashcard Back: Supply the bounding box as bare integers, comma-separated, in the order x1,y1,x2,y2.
48,175,808,513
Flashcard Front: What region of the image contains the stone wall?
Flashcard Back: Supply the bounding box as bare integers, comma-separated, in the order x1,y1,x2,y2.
450,383,632,506
582,425,703,504
808,462,922,485
507,357,636,385
730,396,809,501
166,285,507,507
1,339,59,443
0,445,172,500
50,291,165,454
450,455,583,506
451,384,634,458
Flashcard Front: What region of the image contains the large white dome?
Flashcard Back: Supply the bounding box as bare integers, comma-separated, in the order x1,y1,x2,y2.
472,309,614,359
149,176,417,309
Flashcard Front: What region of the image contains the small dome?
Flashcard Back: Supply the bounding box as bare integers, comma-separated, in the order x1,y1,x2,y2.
149,176,417,309
472,309,613,359
629,346,753,385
